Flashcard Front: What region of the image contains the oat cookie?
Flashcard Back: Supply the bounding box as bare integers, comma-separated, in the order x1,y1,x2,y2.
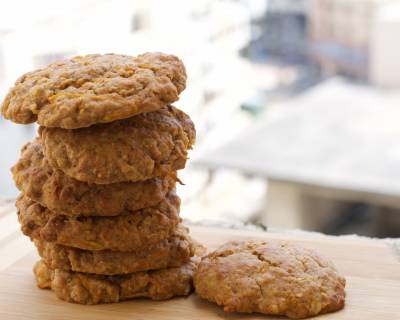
1,52,186,128
17,192,180,251
34,259,197,304
194,240,346,319
35,225,195,275
12,140,176,216
39,105,195,184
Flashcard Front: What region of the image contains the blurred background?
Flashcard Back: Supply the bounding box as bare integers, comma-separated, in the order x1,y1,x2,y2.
1,0,400,237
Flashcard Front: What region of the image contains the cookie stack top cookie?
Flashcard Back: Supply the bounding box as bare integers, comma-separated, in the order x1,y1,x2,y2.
2,52,201,305
2,52,186,129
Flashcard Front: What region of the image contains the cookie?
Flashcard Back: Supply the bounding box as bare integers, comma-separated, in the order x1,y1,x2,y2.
34,225,195,275
194,240,346,319
39,105,195,184
12,139,176,216
34,258,197,304
17,192,180,251
1,52,186,129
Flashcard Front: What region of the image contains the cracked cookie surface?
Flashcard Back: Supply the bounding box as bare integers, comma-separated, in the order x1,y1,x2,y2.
34,225,195,275
194,240,346,319
12,139,176,216
40,105,195,184
34,258,197,304
1,52,186,129
17,192,180,251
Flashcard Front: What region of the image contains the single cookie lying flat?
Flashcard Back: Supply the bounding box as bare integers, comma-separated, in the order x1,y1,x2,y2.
39,105,195,184
17,192,180,251
194,240,346,319
34,225,195,275
12,139,176,216
34,258,197,304
1,52,186,129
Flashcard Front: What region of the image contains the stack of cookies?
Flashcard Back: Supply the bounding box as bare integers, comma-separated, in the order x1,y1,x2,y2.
2,52,200,304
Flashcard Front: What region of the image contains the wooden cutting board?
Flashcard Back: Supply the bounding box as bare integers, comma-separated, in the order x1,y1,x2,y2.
0,217,400,319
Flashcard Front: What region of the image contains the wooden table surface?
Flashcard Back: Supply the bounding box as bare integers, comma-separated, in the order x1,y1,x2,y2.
1,200,400,319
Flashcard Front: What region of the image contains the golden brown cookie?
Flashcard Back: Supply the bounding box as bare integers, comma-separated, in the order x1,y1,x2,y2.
17,192,180,251
12,139,176,216
34,225,195,275
194,240,346,319
1,52,186,129
39,105,195,184
34,259,197,304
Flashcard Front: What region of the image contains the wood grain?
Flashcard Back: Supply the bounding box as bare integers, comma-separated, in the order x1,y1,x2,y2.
0,204,399,319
